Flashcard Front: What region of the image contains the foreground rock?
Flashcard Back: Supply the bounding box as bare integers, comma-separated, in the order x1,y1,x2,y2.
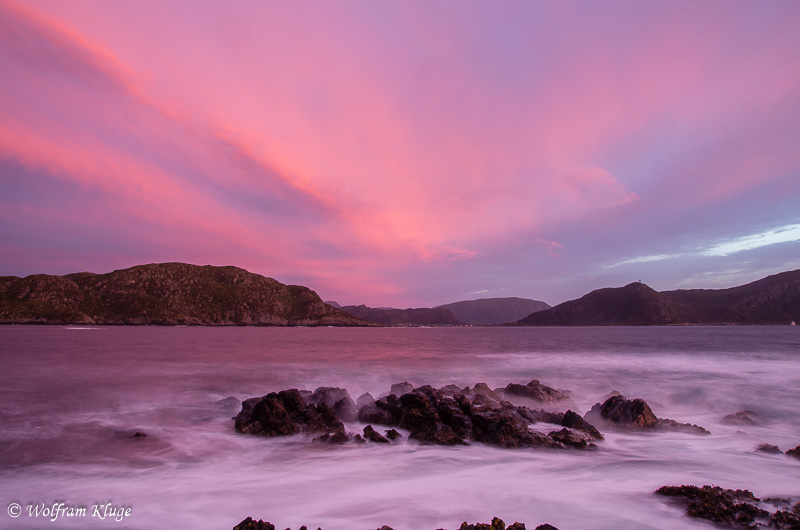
233,517,559,530
237,382,603,450
655,485,800,528
786,444,800,459
584,395,709,434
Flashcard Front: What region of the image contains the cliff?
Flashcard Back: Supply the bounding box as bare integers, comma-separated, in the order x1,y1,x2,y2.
0,263,370,326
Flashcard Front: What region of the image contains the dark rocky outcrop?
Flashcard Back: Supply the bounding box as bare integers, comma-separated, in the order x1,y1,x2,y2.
435,297,551,325
339,304,464,326
655,485,800,528
786,445,800,459
516,269,800,325
239,381,602,450
234,389,345,439
0,263,370,326
584,395,709,434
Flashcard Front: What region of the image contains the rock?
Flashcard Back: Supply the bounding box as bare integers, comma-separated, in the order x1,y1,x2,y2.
585,395,709,434
390,381,414,396
470,408,558,449
548,428,591,449
756,443,782,454
130,432,147,438
356,392,375,410
377,526,394,530
240,381,602,450
786,445,800,459
654,418,710,435
561,410,604,440
457,518,530,530
359,393,404,425
216,396,241,410
534,525,558,530
313,426,349,444
385,429,402,441
308,387,357,422
233,518,276,530
234,389,344,438
721,410,760,426
504,380,570,403
585,395,658,428
655,484,800,528
363,425,389,443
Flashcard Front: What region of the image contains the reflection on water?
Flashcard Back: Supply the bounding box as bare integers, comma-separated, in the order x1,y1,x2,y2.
0,326,798,529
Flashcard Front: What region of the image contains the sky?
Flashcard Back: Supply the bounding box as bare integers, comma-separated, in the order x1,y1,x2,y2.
1,0,799,308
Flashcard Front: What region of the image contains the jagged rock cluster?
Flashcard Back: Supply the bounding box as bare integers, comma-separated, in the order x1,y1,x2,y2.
655,485,800,528
234,380,714,450
233,517,559,530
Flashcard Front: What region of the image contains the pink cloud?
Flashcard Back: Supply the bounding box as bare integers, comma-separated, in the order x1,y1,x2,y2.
3,0,800,307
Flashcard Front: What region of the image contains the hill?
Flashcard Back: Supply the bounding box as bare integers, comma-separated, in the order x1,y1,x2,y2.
516,270,800,326
339,305,463,326
436,297,550,325
0,263,369,326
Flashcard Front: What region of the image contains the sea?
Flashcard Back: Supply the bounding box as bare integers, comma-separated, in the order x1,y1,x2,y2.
0,326,798,529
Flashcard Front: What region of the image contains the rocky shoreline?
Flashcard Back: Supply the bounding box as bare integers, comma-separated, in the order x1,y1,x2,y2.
230,380,800,529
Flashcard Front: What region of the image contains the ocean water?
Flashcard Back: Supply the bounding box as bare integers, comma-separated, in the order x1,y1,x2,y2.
0,326,798,529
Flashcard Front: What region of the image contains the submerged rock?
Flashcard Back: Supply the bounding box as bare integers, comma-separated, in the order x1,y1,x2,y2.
584,395,709,434
655,484,800,528
721,410,760,426
216,396,241,410
755,443,782,454
786,444,800,459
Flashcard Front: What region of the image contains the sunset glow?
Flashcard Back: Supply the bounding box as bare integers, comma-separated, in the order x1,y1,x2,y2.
2,0,799,306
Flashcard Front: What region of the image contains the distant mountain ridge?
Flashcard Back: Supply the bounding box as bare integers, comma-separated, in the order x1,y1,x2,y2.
339,305,463,326
436,297,551,325
516,269,800,326
0,263,369,326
